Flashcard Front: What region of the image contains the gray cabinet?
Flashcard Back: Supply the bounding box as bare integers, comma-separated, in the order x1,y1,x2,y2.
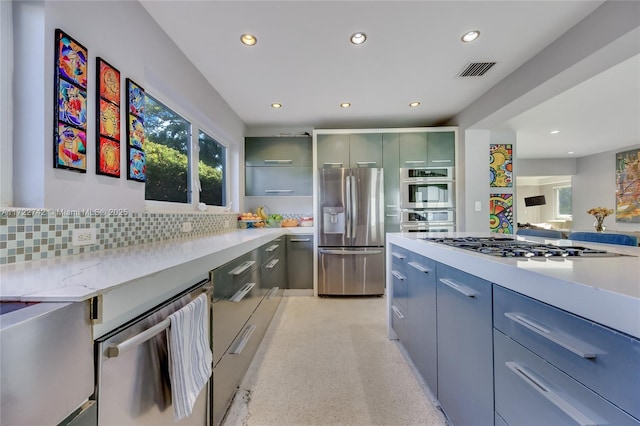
390,246,409,345
427,132,455,167
286,234,313,290
245,136,312,166
245,136,312,197
317,133,382,168
436,263,494,426
398,131,455,167
493,285,640,425
382,134,400,234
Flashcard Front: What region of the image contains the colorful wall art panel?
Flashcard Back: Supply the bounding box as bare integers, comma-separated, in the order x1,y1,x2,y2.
126,78,146,182
490,144,513,187
54,29,87,172
96,58,121,177
615,148,640,223
129,147,146,182
490,193,513,234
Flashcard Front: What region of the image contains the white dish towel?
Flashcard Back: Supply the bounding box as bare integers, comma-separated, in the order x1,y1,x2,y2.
167,293,213,422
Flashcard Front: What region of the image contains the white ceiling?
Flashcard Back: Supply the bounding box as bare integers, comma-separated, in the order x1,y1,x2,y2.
140,1,637,159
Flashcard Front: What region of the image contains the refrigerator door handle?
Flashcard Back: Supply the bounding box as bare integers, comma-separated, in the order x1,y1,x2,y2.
350,175,358,240
319,249,383,255
345,174,352,239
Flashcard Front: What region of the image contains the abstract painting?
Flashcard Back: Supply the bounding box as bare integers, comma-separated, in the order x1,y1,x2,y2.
128,147,146,182
126,79,146,181
98,137,121,177
615,148,640,223
490,193,513,234
96,57,121,177
54,29,87,172
490,144,513,187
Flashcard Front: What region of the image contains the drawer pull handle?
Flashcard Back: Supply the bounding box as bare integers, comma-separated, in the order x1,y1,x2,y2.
506,362,599,426
391,252,406,260
431,159,452,163
265,189,294,193
356,161,377,166
391,305,405,320
266,259,280,269
386,213,399,217
290,238,311,242
266,287,280,300
230,325,257,354
323,162,343,167
265,244,280,252
408,261,431,273
230,282,255,302
264,159,293,164
505,312,597,359
405,160,426,164
439,278,476,297
391,270,406,281
229,261,256,276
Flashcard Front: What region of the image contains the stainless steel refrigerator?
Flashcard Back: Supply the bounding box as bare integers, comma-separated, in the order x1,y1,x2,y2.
317,168,385,296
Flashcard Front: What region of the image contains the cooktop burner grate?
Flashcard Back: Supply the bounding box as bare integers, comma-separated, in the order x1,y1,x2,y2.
419,236,625,258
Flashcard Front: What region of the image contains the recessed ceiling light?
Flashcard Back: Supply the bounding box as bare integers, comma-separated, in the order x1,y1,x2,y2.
350,32,367,45
461,30,480,43
550,130,560,134
409,101,421,107
340,102,351,108
271,103,282,109
568,151,575,154
240,33,257,46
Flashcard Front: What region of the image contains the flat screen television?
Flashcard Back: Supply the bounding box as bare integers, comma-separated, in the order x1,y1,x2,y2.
524,195,546,207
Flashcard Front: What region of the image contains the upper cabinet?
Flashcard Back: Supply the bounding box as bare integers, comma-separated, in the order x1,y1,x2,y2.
245,136,312,167
245,136,312,196
317,133,382,168
399,131,455,168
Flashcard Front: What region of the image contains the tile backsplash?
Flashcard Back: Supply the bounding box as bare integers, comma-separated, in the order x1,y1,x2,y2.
0,210,239,265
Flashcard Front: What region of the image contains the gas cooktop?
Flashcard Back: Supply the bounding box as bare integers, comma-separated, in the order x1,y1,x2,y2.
420,236,631,258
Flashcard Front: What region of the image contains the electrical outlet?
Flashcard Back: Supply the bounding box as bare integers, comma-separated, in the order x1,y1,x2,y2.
72,228,96,246
181,221,192,233
475,201,482,211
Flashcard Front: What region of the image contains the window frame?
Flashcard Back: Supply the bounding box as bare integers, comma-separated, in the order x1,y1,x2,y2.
554,184,572,220
143,88,230,213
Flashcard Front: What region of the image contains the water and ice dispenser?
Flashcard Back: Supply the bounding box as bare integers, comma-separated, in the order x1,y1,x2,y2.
323,206,344,234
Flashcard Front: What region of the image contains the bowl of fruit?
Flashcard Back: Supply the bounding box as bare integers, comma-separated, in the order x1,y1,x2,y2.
266,213,283,228
238,211,265,229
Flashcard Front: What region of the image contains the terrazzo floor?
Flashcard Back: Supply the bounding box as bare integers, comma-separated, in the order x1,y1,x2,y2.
222,296,447,426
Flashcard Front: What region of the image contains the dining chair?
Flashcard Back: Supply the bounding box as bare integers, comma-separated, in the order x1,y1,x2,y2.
568,232,638,247
517,228,564,239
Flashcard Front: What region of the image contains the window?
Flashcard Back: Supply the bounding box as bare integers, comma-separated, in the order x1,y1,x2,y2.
555,185,572,218
143,92,228,209
144,95,191,203
198,130,226,207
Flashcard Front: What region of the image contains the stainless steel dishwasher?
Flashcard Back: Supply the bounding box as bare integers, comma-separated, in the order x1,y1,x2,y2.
94,279,212,425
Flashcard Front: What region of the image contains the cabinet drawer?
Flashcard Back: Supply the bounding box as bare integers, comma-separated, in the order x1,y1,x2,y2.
390,302,409,346
494,330,640,426
494,285,640,420
245,167,312,196
390,266,408,311
286,235,313,290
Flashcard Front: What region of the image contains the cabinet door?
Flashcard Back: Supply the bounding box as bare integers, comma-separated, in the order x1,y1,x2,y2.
245,136,312,166
286,235,313,289
436,263,494,426
426,132,455,167
399,132,427,167
317,134,350,168
382,134,401,233
349,133,382,168
245,167,312,196
406,253,437,392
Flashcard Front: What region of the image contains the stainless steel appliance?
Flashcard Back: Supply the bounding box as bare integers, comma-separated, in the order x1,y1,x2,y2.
318,167,385,295
400,167,455,209
420,236,634,258
401,222,455,233
400,209,455,233
95,280,211,426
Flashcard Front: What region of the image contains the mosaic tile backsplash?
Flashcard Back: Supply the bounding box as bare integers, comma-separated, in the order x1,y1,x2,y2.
0,210,239,265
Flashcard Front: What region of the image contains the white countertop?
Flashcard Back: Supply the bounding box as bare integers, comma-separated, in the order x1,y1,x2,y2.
387,232,640,338
0,227,312,303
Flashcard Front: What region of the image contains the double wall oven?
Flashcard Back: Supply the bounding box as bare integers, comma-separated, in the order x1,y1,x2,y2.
400,167,455,232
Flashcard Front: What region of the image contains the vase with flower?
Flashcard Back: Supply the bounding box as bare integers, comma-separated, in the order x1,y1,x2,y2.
587,207,614,232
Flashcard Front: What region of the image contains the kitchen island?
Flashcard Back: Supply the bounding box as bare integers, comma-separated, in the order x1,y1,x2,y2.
386,232,640,426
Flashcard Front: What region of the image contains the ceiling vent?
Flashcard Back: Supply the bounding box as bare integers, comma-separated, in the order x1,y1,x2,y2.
458,62,496,77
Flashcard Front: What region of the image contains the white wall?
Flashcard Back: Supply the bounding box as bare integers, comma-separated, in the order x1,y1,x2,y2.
12,0,245,211
451,1,640,231
573,144,640,232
